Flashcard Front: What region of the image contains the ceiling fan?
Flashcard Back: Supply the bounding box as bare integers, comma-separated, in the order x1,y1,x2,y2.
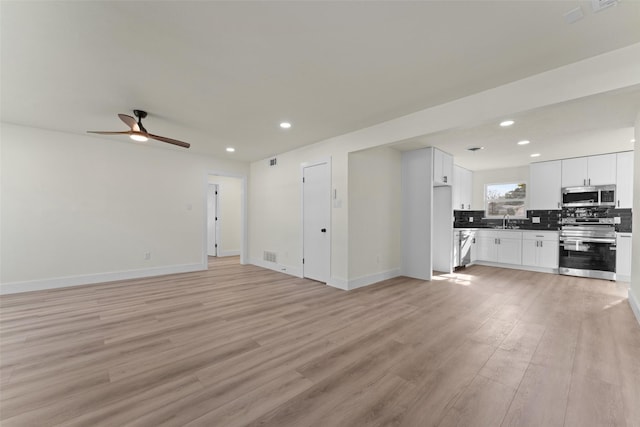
87,110,190,148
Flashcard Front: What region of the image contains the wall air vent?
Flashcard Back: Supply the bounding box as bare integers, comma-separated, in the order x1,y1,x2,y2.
269,158,277,166
263,251,277,263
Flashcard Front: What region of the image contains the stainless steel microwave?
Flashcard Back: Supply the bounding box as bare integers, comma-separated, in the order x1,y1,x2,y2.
561,185,616,208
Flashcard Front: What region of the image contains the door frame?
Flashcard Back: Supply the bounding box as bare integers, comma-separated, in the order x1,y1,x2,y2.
300,157,332,282
204,171,248,267
207,183,219,256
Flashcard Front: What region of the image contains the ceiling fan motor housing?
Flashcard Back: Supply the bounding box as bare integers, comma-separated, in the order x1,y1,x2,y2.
133,109,148,133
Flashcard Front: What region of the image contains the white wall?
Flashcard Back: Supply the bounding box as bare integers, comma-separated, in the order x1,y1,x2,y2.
472,166,529,212
248,44,640,289
0,123,248,293
207,175,242,256
630,112,640,324
348,146,402,283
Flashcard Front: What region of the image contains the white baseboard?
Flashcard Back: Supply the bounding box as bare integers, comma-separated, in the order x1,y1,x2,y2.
326,277,348,291
217,250,241,257
472,261,558,275
347,269,401,290
629,287,640,327
249,258,303,278
0,262,207,295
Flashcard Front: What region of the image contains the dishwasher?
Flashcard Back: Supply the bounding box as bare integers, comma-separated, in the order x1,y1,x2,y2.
455,229,473,269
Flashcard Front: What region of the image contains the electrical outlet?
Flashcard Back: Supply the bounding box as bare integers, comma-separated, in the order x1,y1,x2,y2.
469,217,474,223
144,252,151,260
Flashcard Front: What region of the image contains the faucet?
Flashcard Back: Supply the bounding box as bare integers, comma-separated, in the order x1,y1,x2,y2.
503,214,510,229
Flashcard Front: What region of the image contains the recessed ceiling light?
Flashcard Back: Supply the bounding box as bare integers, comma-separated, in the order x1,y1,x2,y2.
530,153,541,158
517,140,530,145
226,147,235,152
632,138,636,143
500,120,514,127
280,122,291,129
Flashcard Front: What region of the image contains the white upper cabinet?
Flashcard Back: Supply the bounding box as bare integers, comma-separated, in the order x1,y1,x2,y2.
616,151,634,209
433,148,453,186
587,154,616,186
561,154,616,187
453,165,472,210
529,160,562,210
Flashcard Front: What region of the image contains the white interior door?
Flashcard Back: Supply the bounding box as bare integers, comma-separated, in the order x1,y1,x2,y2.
207,184,218,256
302,161,331,283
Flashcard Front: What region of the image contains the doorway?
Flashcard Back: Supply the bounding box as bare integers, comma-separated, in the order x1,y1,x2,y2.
205,173,246,266
302,159,331,283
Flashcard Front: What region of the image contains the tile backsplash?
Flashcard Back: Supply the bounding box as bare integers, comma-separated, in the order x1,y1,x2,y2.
526,210,562,230
453,210,485,228
454,209,630,232
607,208,632,232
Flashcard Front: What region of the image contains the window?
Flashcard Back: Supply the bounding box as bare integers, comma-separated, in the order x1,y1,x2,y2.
485,182,526,217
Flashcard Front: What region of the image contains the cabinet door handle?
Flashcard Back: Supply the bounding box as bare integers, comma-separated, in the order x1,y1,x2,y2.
583,179,586,186
540,241,543,248
461,203,464,209
472,238,476,243
443,176,447,183
535,241,538,247
588,178,591,186
617,200,620,207
467,204,470,210
558,202,560,208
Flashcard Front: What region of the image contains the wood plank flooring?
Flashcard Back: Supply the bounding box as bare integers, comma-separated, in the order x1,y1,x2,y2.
1,257,639,426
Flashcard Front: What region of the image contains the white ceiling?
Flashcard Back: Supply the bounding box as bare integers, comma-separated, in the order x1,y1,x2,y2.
392,85,640,170
2,1,640,164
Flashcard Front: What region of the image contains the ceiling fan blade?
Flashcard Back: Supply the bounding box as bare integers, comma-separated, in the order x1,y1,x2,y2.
148,133,191,148
118,114,140,131
87,130,132,135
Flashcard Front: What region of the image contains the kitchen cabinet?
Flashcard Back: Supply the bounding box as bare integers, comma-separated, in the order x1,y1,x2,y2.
561,154,616,187
453,165,473,210
529,160,562,210
522,231,559,269
616,151,634,209
433,148,453,186
474,230,522,265
616,233,633,282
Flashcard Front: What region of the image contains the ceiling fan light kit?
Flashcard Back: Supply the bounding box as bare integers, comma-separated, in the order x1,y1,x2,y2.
87,109,190,148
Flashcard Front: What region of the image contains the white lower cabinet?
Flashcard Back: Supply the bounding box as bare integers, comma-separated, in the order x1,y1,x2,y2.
473,230,522,265
616,233,633,281
522,231,559,269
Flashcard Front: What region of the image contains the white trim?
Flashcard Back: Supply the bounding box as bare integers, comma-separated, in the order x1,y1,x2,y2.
347,269,401,290
472,261,558,275
300,157,332,282
629,287,640,327
326,277,348,291
0,263,206,295
250,258,303,278
217,250,241,257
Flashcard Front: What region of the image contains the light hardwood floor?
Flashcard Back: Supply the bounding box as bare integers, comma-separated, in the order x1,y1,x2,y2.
1,257,639,426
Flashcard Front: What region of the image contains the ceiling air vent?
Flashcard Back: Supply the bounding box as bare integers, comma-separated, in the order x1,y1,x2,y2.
467,146,485,152
269,158,277,167
592,0,617,12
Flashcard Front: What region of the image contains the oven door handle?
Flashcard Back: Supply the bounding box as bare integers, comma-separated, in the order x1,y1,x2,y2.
559,238,616,244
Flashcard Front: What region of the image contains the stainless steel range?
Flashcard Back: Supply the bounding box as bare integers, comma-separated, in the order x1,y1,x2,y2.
559,207,616,280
